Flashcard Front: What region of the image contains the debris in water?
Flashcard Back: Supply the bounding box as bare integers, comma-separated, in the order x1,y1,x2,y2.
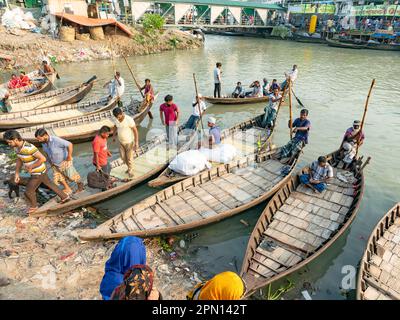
240,219,249,227
301,290,312,300
179,240,186,248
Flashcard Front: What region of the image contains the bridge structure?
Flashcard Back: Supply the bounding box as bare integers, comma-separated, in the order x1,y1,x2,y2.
128,0,286,28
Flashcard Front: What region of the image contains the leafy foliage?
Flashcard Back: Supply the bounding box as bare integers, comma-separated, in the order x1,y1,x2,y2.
142,14,165,33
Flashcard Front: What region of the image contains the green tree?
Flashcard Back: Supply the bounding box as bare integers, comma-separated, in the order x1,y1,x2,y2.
142,14,165,33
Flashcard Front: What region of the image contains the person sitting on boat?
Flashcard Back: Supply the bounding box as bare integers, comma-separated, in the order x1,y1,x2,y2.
110,264,161,300
281,65,298,90
100,236,147,300
112,107,139,179
232,82,245,98
92,126,113,175
207,116,221,148
187,271,245,300
269,79,281,93
245,81,263,98
279,109,311,163
262,78,270,96
34,129,84,196
342,120,365,148
160,94,180,146
19,71,31,87
104,71,125,107
3,130,70,215
7,74,21,89
338,136,357,169
299,156,333,193
38,60,54,76
262,88,282,128
140,78,155,103
185,94,206,130
0,87,9,111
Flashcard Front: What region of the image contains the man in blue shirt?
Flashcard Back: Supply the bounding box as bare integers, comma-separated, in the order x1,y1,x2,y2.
35,129,84,195
207,117,221,147
279,109,311,162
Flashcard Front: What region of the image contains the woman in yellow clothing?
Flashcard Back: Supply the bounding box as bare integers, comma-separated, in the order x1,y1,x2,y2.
187,271,246,300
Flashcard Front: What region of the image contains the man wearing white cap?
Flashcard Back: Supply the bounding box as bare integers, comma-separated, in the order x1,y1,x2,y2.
207,117,221,148
342,120,365,148
185,94,207,130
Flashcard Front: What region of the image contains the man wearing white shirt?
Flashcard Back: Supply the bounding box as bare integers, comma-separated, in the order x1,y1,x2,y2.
281,65,298,89
185,94,207,130
213,62,222,98
105,71,125,106
112,107,139,179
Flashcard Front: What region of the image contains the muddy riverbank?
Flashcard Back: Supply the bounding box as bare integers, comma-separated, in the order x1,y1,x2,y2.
0,26,203,70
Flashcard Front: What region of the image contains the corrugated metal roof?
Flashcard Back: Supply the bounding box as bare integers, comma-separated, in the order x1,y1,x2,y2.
154,0,285,10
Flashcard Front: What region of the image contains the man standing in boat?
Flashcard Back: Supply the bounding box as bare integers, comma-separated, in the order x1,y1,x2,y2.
112,107,139,180
299,156,333,193
281,65,298,90
92,126,113,175
160,95,180,146
279,109,311,163
3,130,70,215
140,79,155,103
185,94,206,130
104,71,125,107
262,88,282,128
213,62,222,98
34,129,85,196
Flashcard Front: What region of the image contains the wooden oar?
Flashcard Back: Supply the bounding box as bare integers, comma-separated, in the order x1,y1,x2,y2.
291,88,305,108
122,55,154,119
355,79,375,158
193,73,205,133
288,78,293,139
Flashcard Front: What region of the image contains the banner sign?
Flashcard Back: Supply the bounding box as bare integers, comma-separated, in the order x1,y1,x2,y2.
350,4,400,17
288,4,335,15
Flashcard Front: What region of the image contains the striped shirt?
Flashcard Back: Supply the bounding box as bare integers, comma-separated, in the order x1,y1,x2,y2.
16,141,46,175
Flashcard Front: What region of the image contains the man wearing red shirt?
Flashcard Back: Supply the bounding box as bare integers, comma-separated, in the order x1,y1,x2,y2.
159,95,180,146
8,74,21,89
19,71,31,87
92,126,112,174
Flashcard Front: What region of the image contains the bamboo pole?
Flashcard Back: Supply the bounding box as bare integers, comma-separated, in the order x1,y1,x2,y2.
192,73,205,133
288,78,293,140
355,79,375,158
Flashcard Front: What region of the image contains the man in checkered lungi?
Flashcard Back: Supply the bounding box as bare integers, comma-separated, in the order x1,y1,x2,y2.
280,109,311,160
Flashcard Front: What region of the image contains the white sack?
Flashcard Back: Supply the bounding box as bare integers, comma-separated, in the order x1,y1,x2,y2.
168,150,211,176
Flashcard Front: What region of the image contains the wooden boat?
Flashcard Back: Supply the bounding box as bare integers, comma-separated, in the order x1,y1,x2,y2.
148,114,273,188
30,122,199,217
357,202,400,300
365,43,400,51
5,72,57,99
0,96,155,145
78,145,303,241
0,97,118,130
326,38,367,49
293,33,326,44
204,95,270,105
5,76,96,113
240,152,368,298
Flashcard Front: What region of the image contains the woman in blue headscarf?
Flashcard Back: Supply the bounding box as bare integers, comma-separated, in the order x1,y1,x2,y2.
100,236,146,300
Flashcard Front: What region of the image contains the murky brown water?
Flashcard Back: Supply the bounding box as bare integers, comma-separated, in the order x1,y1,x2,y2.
7,35,399,299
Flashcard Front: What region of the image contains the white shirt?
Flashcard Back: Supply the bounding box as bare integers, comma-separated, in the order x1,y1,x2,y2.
114,114,136,144
269,93,282,111
192,99,207,117
310,161,334,181
0,87,8,99
213,67,221,84
110,77,125,98
288,69,298,82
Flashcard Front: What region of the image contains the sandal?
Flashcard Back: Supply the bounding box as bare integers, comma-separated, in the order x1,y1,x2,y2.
60,195,71,204
27,207,38,215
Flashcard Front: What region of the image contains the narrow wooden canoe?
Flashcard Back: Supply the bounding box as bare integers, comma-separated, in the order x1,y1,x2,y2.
5,76,96,113
204,95,270,105
357,202,400,300
326,38,367,49
240,152,367,298
78,146,303,241
30,124,199,217
365,43,400,51
0,97,155,145
6,72,57,99
148,114,273,188
293,34,326,44
0,97,118,130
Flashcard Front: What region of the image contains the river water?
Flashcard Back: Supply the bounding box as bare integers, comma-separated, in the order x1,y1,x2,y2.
9,35,400,299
